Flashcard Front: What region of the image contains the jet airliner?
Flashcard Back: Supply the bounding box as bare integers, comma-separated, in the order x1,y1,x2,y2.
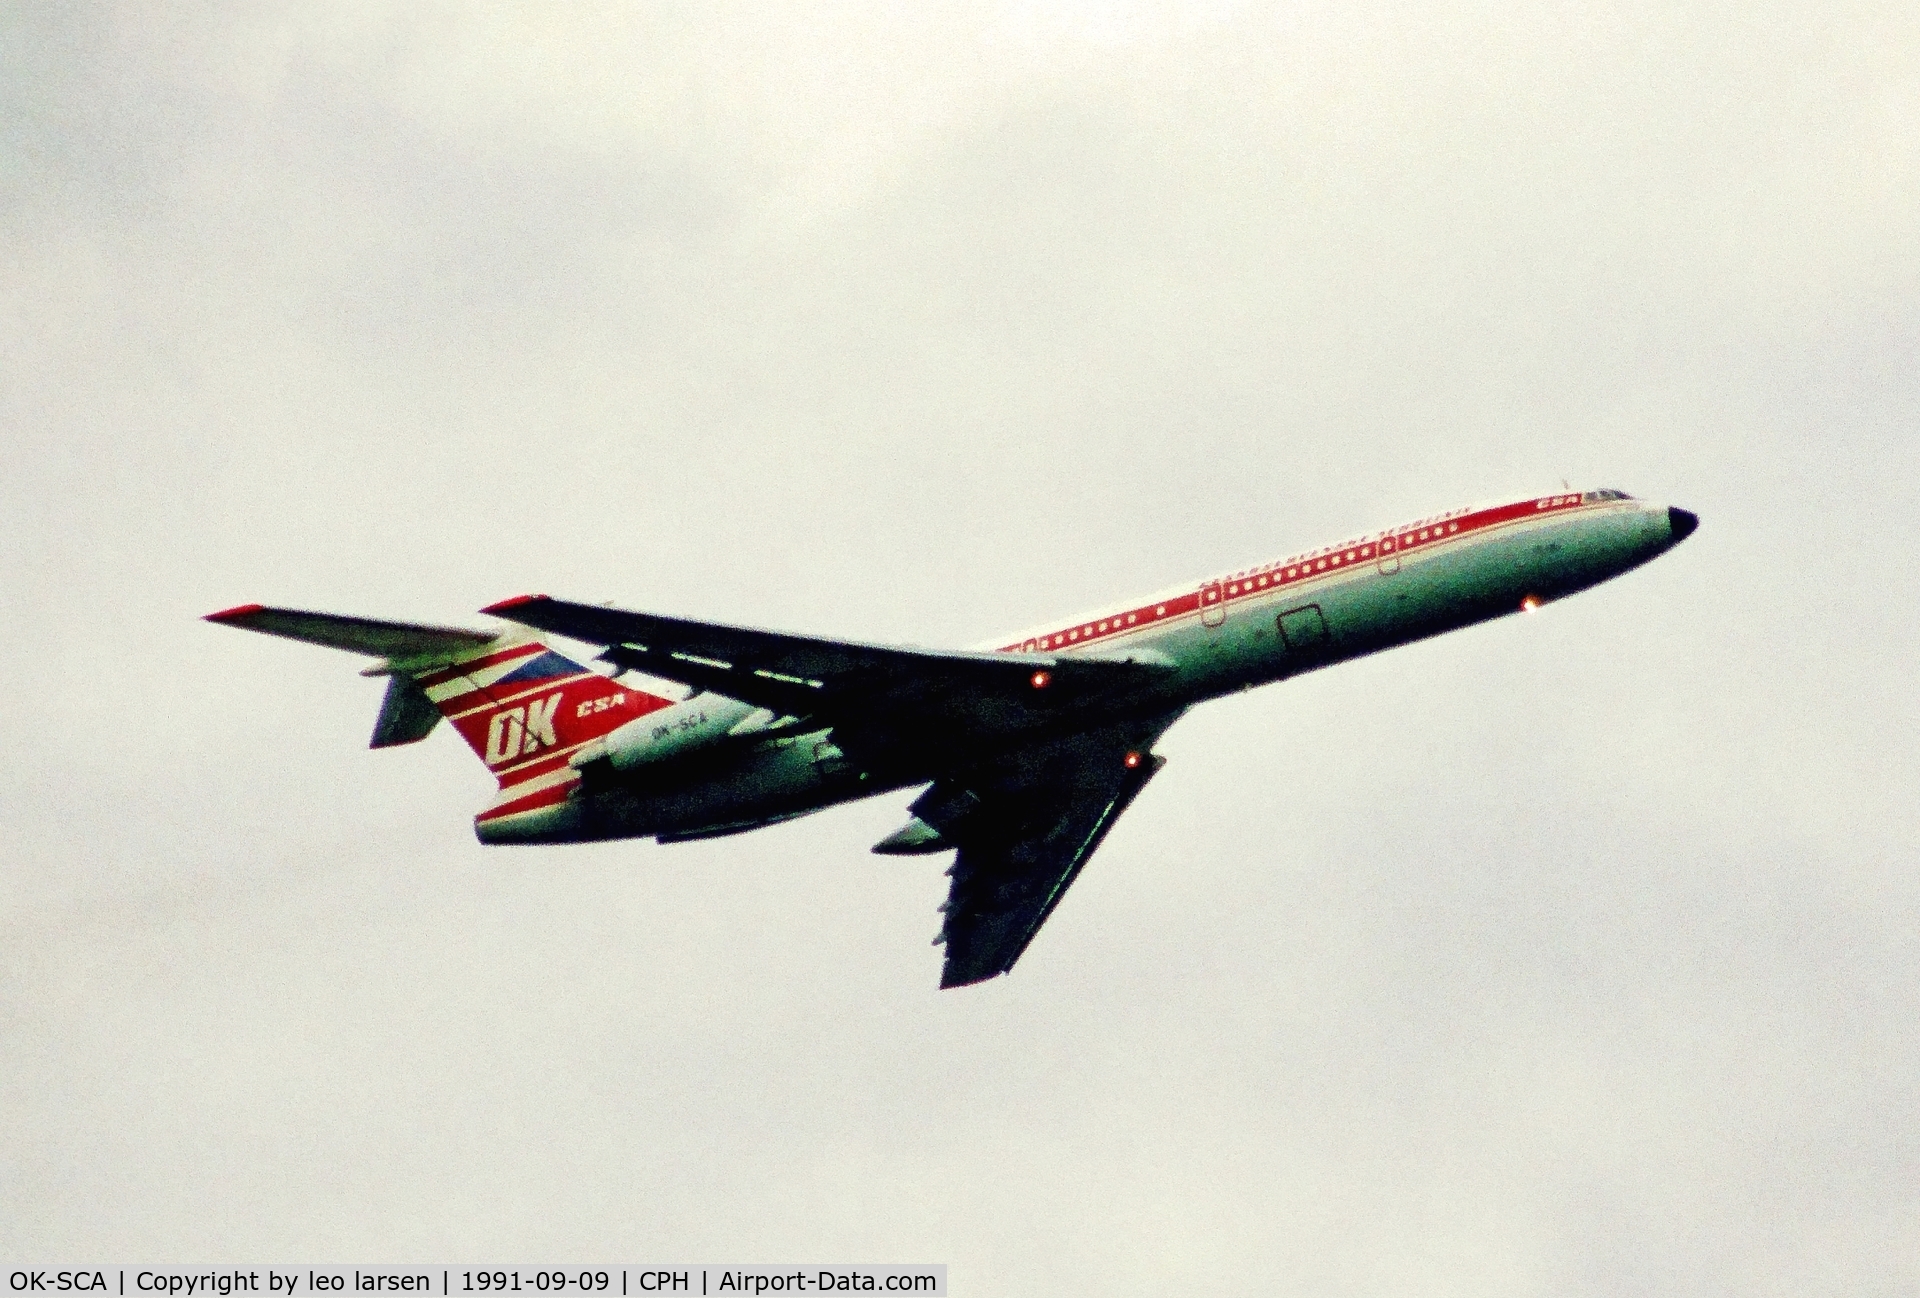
209,488,1697,987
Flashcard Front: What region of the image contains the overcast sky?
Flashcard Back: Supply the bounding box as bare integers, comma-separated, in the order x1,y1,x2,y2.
4,3,1917,1293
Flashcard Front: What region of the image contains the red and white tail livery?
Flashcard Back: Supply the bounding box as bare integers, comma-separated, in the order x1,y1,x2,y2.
203,604,674,836
415,639,672,831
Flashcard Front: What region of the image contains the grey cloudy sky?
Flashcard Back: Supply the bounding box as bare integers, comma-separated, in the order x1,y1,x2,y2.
4,3,1917,1292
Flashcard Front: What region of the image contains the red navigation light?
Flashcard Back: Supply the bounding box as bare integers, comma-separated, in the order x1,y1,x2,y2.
1521,595,1541,612
1030,670,1051,689
1124,751,1142,769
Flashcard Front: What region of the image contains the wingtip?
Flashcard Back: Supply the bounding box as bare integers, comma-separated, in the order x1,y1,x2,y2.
939,966,1003,990
204,602,268,623
480,594,548,616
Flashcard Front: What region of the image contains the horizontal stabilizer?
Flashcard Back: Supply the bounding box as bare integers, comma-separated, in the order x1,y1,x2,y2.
204,604,499,662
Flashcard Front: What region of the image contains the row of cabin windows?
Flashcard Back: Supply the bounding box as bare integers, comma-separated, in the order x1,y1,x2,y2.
1037,499,1622,647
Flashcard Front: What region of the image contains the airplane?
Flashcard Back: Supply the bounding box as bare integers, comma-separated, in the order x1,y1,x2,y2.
208,488,1697,987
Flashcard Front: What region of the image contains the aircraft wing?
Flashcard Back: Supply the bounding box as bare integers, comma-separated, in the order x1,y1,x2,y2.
920,721,1174,988
480,595,1172,759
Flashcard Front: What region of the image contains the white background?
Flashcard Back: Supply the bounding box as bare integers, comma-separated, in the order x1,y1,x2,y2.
5,4,1916,1293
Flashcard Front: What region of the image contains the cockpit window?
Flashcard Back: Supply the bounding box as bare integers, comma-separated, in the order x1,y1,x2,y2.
1585,488,1634,501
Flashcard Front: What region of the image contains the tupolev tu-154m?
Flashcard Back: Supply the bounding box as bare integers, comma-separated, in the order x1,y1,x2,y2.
209,488,1697,987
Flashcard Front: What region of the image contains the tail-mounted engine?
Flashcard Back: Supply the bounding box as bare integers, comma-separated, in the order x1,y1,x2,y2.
571,693,780,775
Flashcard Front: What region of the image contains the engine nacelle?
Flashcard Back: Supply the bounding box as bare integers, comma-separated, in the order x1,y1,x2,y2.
572,694,774,772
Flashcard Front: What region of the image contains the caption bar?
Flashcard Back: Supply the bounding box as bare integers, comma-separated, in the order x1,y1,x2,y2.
4,1273,944,1297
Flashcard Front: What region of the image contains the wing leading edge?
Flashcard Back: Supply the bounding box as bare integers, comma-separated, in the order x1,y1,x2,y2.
482,595,1173,763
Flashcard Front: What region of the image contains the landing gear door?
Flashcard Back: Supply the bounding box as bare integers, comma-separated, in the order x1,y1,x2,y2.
1200,580,1225,628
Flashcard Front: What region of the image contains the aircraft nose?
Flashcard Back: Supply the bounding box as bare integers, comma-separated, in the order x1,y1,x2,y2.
1667,507,1699,544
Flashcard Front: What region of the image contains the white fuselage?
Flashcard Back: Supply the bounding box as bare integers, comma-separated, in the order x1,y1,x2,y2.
486,490,1690,844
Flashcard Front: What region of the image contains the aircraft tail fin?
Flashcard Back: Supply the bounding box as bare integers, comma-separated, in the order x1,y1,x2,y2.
370,673,444,748
204,604,676,782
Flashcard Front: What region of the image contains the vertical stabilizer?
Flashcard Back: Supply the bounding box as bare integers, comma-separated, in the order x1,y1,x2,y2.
371,674,443,747
206,603,679,836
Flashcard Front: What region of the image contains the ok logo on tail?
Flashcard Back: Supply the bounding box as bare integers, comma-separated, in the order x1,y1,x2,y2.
483,692,563,766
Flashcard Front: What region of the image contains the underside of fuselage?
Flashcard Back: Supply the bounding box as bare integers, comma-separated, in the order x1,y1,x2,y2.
483,702,1185,845
476,729,886,844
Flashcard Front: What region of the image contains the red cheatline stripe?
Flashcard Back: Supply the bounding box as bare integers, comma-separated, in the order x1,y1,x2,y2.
998,494,1599,651
475,779,576,823
443,672,598,721
494,750,581,787
412,642,546,687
